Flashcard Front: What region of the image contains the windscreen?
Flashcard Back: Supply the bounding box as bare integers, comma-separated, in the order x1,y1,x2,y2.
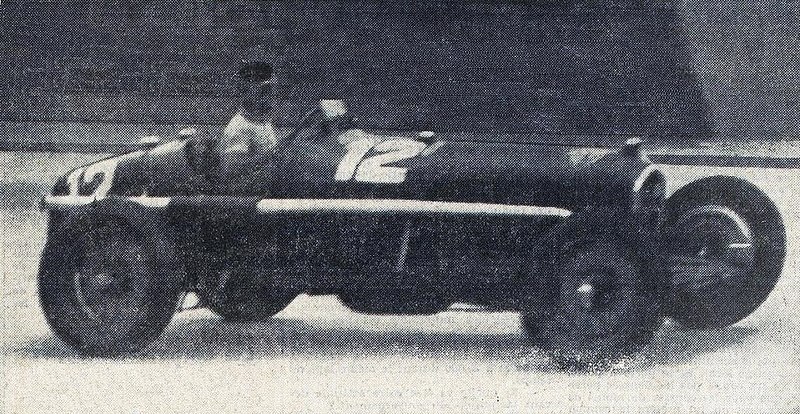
271,1,712,141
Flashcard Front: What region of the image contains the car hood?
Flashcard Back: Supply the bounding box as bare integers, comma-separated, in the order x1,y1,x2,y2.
51,127,660,212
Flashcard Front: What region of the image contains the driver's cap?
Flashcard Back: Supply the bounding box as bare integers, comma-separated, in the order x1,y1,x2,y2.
237,61,273,83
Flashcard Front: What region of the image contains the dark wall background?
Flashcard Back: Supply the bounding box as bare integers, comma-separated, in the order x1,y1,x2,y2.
1,0,798,144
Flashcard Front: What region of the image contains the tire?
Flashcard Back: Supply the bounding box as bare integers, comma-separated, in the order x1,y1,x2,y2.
206,274,296,322
207,286,295,322
521,210,665,370
38,199,185,357
204,252,296,322
338,284,450,315
664,175,786,329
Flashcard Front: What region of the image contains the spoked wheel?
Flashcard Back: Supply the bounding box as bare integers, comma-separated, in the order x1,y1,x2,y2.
71,225,151,322
522,227,664,370
664,176,786,329
39,200,184,357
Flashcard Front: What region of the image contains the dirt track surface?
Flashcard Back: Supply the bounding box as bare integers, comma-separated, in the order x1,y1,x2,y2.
1,152,798,413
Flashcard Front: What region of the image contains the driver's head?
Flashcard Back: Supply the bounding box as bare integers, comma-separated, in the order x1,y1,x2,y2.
236,61,274,122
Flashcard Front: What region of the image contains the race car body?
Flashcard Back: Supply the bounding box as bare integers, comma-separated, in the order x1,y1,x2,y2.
43,103,661,303
38,98,785,369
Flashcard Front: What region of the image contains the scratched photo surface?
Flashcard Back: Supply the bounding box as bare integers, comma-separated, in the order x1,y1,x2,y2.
1,1,799,413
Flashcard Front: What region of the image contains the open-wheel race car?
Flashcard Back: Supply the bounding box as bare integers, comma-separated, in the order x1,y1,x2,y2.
38,64,786,369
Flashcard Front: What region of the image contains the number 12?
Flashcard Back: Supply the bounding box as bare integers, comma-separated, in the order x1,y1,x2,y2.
335,138,428,184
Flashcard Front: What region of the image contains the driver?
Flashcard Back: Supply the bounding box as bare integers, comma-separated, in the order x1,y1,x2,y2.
215,62,278,179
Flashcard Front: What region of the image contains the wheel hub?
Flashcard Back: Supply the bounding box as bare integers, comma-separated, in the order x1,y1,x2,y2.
72,227,146,321
574,274,617,312
669,205,755,291
576,283,595,310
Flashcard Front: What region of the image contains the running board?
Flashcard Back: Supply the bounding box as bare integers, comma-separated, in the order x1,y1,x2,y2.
41,195,572,218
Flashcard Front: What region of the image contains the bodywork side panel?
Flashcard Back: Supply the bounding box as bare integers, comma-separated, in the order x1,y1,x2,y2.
46,129,656,303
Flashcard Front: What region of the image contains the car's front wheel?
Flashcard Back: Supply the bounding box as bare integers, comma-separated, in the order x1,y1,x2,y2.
520,209,665,370
523,237,663,370
664,175,786,329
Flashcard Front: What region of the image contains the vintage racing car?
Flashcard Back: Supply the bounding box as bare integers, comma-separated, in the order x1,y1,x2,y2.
37,65,786,368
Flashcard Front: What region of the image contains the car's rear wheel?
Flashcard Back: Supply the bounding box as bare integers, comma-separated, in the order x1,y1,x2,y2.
205,266,296,322
338,283,450,315
203,250,297,322
664,176,786,329
39,200,184,357
521,213,664,370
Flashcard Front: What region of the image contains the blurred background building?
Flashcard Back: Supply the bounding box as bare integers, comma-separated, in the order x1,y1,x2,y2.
1,0,797,148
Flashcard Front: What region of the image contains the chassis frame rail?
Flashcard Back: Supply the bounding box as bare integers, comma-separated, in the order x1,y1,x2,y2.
41,195,573,218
